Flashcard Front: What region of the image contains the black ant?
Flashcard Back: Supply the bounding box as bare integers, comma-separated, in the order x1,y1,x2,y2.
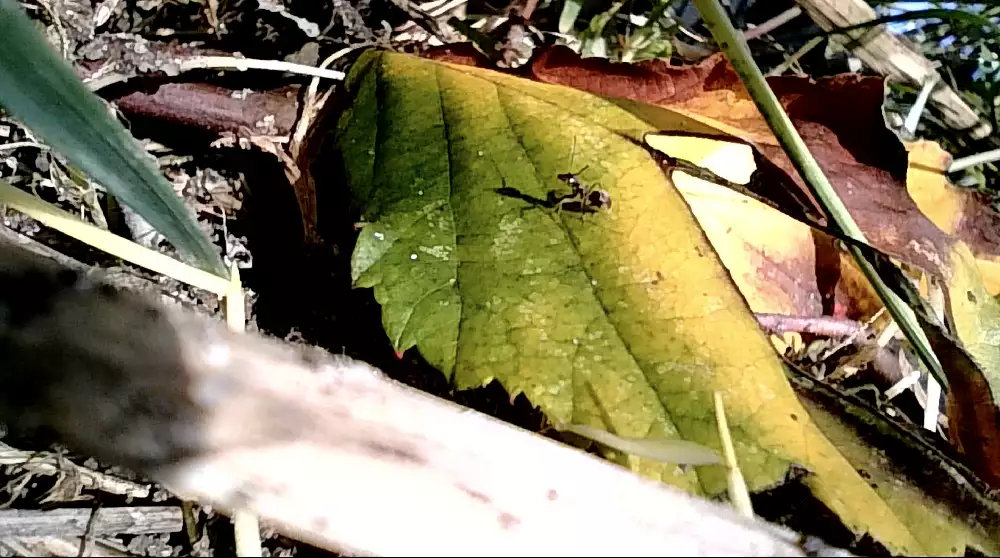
550,166,612,214
490,140,612,215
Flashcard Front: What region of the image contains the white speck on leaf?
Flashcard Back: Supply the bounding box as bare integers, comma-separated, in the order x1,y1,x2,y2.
374,232,385,240
410,254,418,260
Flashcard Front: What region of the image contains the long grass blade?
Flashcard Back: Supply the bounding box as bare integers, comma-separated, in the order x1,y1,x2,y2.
0,0,225,276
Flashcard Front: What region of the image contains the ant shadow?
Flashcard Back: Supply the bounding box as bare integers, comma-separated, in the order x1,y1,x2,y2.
493,182,610,214
492,184,604,215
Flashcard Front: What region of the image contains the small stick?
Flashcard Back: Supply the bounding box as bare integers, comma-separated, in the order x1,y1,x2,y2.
744,7,803,41
754,313,864,338
177,56,345,81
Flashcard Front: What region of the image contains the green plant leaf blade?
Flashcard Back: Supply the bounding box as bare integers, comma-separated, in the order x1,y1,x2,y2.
0,0,225,277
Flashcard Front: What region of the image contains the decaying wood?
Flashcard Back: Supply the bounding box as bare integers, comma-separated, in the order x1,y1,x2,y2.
0,507,181,537
794,0,991,139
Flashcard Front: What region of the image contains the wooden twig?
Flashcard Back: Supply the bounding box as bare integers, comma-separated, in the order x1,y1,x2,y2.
754,312,864,338
0,507,180,537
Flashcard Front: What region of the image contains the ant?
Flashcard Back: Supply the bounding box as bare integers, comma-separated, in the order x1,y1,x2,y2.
550,165,612,214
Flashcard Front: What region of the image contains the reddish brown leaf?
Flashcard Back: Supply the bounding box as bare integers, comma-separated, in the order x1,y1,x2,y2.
529,45,725,104
423,43,496,68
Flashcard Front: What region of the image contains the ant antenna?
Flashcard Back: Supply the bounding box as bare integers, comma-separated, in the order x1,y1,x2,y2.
568,137,589,177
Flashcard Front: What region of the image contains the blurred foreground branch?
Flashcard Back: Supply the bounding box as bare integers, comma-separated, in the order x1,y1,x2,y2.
0,242,832,556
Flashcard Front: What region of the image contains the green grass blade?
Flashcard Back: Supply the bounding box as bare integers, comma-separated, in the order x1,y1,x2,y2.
0,0,225,277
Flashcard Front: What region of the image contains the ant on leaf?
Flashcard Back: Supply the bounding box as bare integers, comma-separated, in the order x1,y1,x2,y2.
551,165,612,214
491,139,612,215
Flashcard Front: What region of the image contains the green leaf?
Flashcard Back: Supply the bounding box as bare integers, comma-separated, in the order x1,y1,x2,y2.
0,0,225,277
335,51,930,553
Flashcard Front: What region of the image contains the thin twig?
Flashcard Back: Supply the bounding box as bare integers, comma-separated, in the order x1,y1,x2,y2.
0,507,180,536
292,45,366,157
0,442,151,498
0,141,48,153
744,6,802,41
754,313,864,338
902,75,939,138
766,36,823,77
177,56,345,81
949,148,1000,173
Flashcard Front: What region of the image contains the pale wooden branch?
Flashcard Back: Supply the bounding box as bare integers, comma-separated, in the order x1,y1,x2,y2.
0,243,844,556
794,0,991,139
153,309,822,556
